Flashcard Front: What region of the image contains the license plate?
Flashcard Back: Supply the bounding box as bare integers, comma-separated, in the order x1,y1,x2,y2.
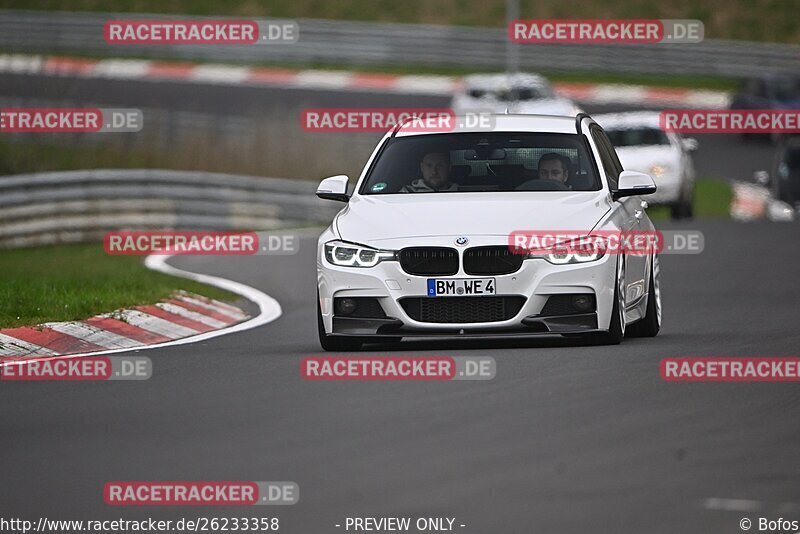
427,278,496,297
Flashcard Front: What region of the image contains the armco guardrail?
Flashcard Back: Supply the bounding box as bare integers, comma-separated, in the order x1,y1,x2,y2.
0,10,799,78
0,170,340,248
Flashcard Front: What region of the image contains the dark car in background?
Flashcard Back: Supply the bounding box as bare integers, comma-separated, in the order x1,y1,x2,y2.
772,137,800,209
731,75,800,143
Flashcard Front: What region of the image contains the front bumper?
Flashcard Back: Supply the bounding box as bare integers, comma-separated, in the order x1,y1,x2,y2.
318,243,616,337
331,312,598,337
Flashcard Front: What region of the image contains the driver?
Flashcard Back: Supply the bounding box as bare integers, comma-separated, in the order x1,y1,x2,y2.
401,151,458,192
537,153,572,187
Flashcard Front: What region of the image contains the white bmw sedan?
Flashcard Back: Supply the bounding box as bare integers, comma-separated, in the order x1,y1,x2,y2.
315,114,661,351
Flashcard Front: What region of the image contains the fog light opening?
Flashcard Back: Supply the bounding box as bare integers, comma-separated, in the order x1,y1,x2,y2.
335,298,357,316
572,295,593,312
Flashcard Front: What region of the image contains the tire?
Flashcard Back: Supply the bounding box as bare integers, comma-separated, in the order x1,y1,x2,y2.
684,198,694,219
627,255,662,338
593,255,626,345
670,192,694,220
317,298,363,351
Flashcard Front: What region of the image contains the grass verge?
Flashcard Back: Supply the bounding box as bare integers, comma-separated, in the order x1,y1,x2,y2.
0,243,239,328
0,141,165,176
647,178,732,220
692,178,734,217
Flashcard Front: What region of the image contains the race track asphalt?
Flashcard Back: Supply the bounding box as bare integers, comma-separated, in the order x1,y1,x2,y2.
2,220,799,534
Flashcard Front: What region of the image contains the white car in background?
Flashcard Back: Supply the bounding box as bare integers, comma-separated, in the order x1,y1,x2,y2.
451,73,581,116
314,114,661,351
594,112,698,219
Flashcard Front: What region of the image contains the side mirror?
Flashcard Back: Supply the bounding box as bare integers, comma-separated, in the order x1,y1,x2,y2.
613,170,657,200
682,137,699,152
316,175,350,202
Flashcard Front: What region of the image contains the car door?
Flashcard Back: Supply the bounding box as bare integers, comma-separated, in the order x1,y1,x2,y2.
589,124,649,311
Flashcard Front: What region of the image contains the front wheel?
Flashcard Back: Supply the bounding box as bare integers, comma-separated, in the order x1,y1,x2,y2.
627,255,661,338
592,255,626,345
671,187,694,220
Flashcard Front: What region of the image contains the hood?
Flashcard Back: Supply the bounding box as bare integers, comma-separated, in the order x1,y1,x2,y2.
335,191,611,246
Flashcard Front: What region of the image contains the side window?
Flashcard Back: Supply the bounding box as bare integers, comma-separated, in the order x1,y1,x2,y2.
589,124,622,190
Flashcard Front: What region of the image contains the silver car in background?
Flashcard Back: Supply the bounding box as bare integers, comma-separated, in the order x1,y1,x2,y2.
452,73,581,116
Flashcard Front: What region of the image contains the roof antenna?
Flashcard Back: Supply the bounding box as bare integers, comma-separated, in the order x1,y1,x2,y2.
504,107,510,114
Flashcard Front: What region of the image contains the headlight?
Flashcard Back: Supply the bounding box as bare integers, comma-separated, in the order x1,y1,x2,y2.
324,240,396,268
527,236,606,264
648,164,671,178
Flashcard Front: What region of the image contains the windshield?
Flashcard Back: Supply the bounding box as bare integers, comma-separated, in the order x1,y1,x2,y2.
605,127,670,147
360,132,600,194
468,85,554,101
